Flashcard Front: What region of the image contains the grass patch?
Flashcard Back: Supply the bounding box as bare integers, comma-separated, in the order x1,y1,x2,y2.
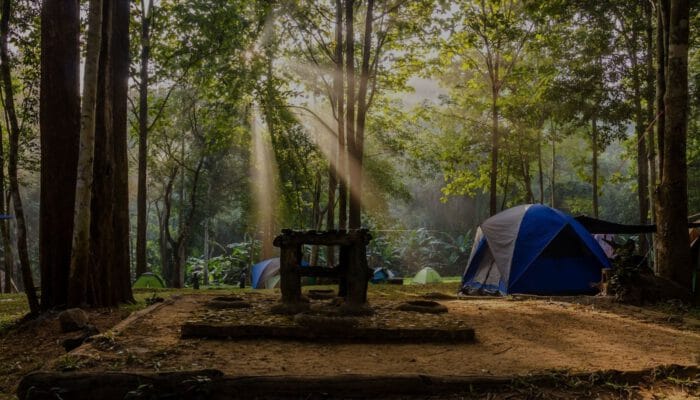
0,293,28,334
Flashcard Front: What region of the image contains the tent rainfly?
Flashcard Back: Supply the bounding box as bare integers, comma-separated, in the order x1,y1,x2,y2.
251,258,281,289
413,267,442,284
133,272,166,289
462,204,611,295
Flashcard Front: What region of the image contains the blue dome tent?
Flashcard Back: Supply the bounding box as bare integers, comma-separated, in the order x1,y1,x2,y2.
251,257,310,289
462,204,611,295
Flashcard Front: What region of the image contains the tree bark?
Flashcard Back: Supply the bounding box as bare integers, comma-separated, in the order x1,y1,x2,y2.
111,0,132,303
646,0,657,220
39,0,80,310
328,0,343,265
349,0,373,230
0,123,12,294
656,0,691,288
344,0,356,228
631,28,649,253
0,0,38,314
68,0,103,307
551,133,556,207
537,130,544,204
656,0,669,183
91,0,115,306
489,91,499,216
591,118,599,218
136,0,152,277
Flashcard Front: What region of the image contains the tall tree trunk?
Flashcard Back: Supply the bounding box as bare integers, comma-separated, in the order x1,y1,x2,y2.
136,0,152,277
344,0,356,228
0,125,13,294
537,130,544,204
328,0,343,266
161,167,177,286
551,134,556,207
170,159,203,288
39,0,80,310
489,91,499,216
68,0,103,307
646,0,657,220
591,118,599,218
631,34,650,254
111,0,132,303
349,0,373,229
91,0,115,306
0,0,38,314
656,0,691,288
656,0,669,183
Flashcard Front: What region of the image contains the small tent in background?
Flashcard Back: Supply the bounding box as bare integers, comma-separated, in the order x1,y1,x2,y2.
251,258,280,289
413,267,442,284
133,272,166,289
371,267,396,283
462,204,611,295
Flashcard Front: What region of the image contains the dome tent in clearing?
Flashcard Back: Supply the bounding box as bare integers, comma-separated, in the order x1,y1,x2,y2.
462,204,611,296
413,267,442,284
133,272,166,289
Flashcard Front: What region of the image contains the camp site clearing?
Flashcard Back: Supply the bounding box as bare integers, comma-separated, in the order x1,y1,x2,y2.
9,284,699,399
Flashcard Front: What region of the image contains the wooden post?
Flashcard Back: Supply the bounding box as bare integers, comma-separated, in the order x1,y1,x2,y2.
279,244,302,304
337,245,349,298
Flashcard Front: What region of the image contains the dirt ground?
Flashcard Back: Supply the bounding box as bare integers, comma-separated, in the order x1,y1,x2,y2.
3,287,700,399
65,291,700,378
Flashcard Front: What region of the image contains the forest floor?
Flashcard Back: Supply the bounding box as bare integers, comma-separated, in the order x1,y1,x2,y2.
2,284,700,399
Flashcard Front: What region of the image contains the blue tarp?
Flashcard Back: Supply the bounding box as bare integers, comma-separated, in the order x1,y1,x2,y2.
462,204,611,295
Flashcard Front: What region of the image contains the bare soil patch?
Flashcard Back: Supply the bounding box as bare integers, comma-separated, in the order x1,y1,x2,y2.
62,292,700,378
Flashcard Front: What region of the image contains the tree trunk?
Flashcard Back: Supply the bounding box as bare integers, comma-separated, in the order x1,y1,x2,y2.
91,0,115,306
631,35,650,254
551,134,556,207
0,0,38,314
68,0,103,307
646,0,657,219
344,0,356,228
656,0,669,184
0,124,12,294
161,168,177,286
329,0,343,265
591,118,599,218
489,91,499,216
656,0,691,289
39,0,80,309
203,212,209,286
136,0,151,277
348,0,373,230
537,130,544,204
111,0,132,303
170,159,203,288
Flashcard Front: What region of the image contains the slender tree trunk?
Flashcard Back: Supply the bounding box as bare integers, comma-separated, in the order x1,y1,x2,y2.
161,167,177,286
344,0,356,228
632,38,650,254
0,125,13,294
646,0,657,219
203,212,209,285
136,0,151,277
68,0,103,307
591,118,599,218
328,0,343,266
171,159,203,288
537,130,544,204
656,0,669,183
489,91,499,216
349,0,373,229
39,0,80,309
551,134,556,207
0,0,38,314
656,0,691,288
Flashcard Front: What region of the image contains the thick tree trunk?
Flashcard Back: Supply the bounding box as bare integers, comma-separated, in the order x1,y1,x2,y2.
111,0,132,303
136,0,151,277
591,118,599,218
68,0,103,307
344,0,356,228
91,0,115,306
0,0,38,314
656,0,691,289
39,0,80,310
